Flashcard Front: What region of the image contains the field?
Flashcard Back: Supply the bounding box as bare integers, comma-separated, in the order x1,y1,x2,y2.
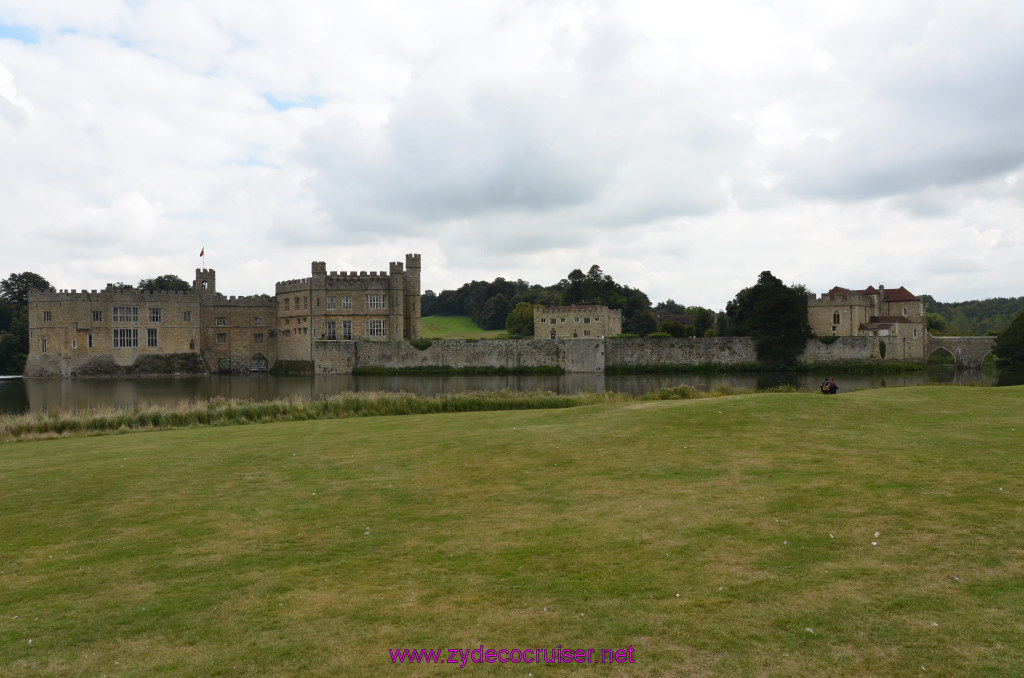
1,386,1023,676
420,315,505,339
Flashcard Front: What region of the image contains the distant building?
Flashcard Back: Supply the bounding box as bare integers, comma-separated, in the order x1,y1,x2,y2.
25,254,421,377
807,284,927,360
534,305,622,339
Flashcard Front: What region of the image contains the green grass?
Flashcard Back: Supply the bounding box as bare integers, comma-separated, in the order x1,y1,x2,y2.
1,386,1023,676
420,316,504,339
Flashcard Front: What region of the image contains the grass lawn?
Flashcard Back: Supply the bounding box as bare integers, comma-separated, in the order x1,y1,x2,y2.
1,386,1023,676
420,316,505,339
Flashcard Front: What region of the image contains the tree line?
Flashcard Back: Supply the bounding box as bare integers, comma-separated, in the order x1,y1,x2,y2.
421,264,721,338
921,295,1024,336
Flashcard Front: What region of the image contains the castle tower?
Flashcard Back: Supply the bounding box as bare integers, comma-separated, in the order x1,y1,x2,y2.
195,268,216,296
389,260,406,340
404,253,421,340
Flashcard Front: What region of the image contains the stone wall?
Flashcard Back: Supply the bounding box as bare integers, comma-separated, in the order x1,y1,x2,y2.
605,337,758,367
799,336,881,363
313,339,571,374
311,336,893,375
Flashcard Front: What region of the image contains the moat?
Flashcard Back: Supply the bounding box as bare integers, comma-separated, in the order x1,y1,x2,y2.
0,369,998,415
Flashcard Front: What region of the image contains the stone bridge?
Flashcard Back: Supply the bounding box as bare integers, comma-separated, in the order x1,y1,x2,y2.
926,334,997,369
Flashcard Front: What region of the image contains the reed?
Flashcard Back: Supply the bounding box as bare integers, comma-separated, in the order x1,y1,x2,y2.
0,389,667,442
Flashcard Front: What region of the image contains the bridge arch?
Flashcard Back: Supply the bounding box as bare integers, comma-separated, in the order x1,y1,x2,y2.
925,334,996,370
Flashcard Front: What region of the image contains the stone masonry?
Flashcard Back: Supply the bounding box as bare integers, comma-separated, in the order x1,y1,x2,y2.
25,254,421,377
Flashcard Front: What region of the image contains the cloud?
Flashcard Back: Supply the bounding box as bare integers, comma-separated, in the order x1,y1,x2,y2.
775,1,1024,201
1,0,1023,311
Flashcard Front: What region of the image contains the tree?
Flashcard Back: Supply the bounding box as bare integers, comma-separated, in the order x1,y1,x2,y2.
926,313,949,335
478,293,513,330
723,271,812,364
657,320,691,337
0,272,52,374
138,274,191,292
1,272,53,305
505,302,540,336
993,310,1024,373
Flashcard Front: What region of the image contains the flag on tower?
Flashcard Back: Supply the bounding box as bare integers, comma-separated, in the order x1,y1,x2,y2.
200,247,204,257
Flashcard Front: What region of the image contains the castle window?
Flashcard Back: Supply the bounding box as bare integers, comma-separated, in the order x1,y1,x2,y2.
183,311,191,322
368,319,386,337
594,317,600,321
113,306,138,323
41,336,47,352
149,308,162,323
284,298,290,311
584,317,591,324
342,321,352,340
189,340,194,350
254,317,263,326
303,296,308,310
216,317,226,326
560,318,566,323
147,328,158,347
202,280,208,290
367,294,385,310
541,318,547,323
254,333,264,344
342,296,352,310
72,339,77,349
88,333,93,349
327,296,336,310
833,312,840,325
902,306,908,316
584,330,591,336
913,328,919,338
285,319,289,325
575,318,580,323
113,329,138,347
43,310,51,322
216,333,227,344
92,310,102,322
294,297,300,310
327,321,337,340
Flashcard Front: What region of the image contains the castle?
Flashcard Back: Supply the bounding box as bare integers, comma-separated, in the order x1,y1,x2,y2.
807,284,927,360
25,254,421,377
534,305,622,339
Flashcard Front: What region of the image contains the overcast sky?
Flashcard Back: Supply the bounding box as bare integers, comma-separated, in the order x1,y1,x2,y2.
2,0,1023,311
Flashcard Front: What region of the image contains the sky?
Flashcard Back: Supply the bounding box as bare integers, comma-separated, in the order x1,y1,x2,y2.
1,0,1023,311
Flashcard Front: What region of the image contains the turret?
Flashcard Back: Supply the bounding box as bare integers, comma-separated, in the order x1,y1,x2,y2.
404,253,422,340
195,268,216,296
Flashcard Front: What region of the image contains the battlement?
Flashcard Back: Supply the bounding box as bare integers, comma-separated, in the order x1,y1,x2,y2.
28,287,197,302
206,294,276,308
405,253,421,269
276,269,394,293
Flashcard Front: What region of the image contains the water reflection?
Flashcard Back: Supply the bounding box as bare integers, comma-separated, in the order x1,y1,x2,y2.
0,368,1001,415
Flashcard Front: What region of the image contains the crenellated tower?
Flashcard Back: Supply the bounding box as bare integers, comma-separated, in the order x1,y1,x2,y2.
404,253,421,340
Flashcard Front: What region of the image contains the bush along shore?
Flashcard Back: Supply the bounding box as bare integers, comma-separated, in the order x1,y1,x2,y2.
605,361,930,375
0,385,751,442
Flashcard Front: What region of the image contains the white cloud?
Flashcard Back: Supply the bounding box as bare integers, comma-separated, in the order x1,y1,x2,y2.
0,0,1022,309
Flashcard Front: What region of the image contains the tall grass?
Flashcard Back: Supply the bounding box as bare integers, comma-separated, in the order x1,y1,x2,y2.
0,386,759,442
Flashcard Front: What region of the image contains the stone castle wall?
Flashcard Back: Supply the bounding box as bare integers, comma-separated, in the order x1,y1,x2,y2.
309,335,883,375
313,339,575,374
605,337,758,366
